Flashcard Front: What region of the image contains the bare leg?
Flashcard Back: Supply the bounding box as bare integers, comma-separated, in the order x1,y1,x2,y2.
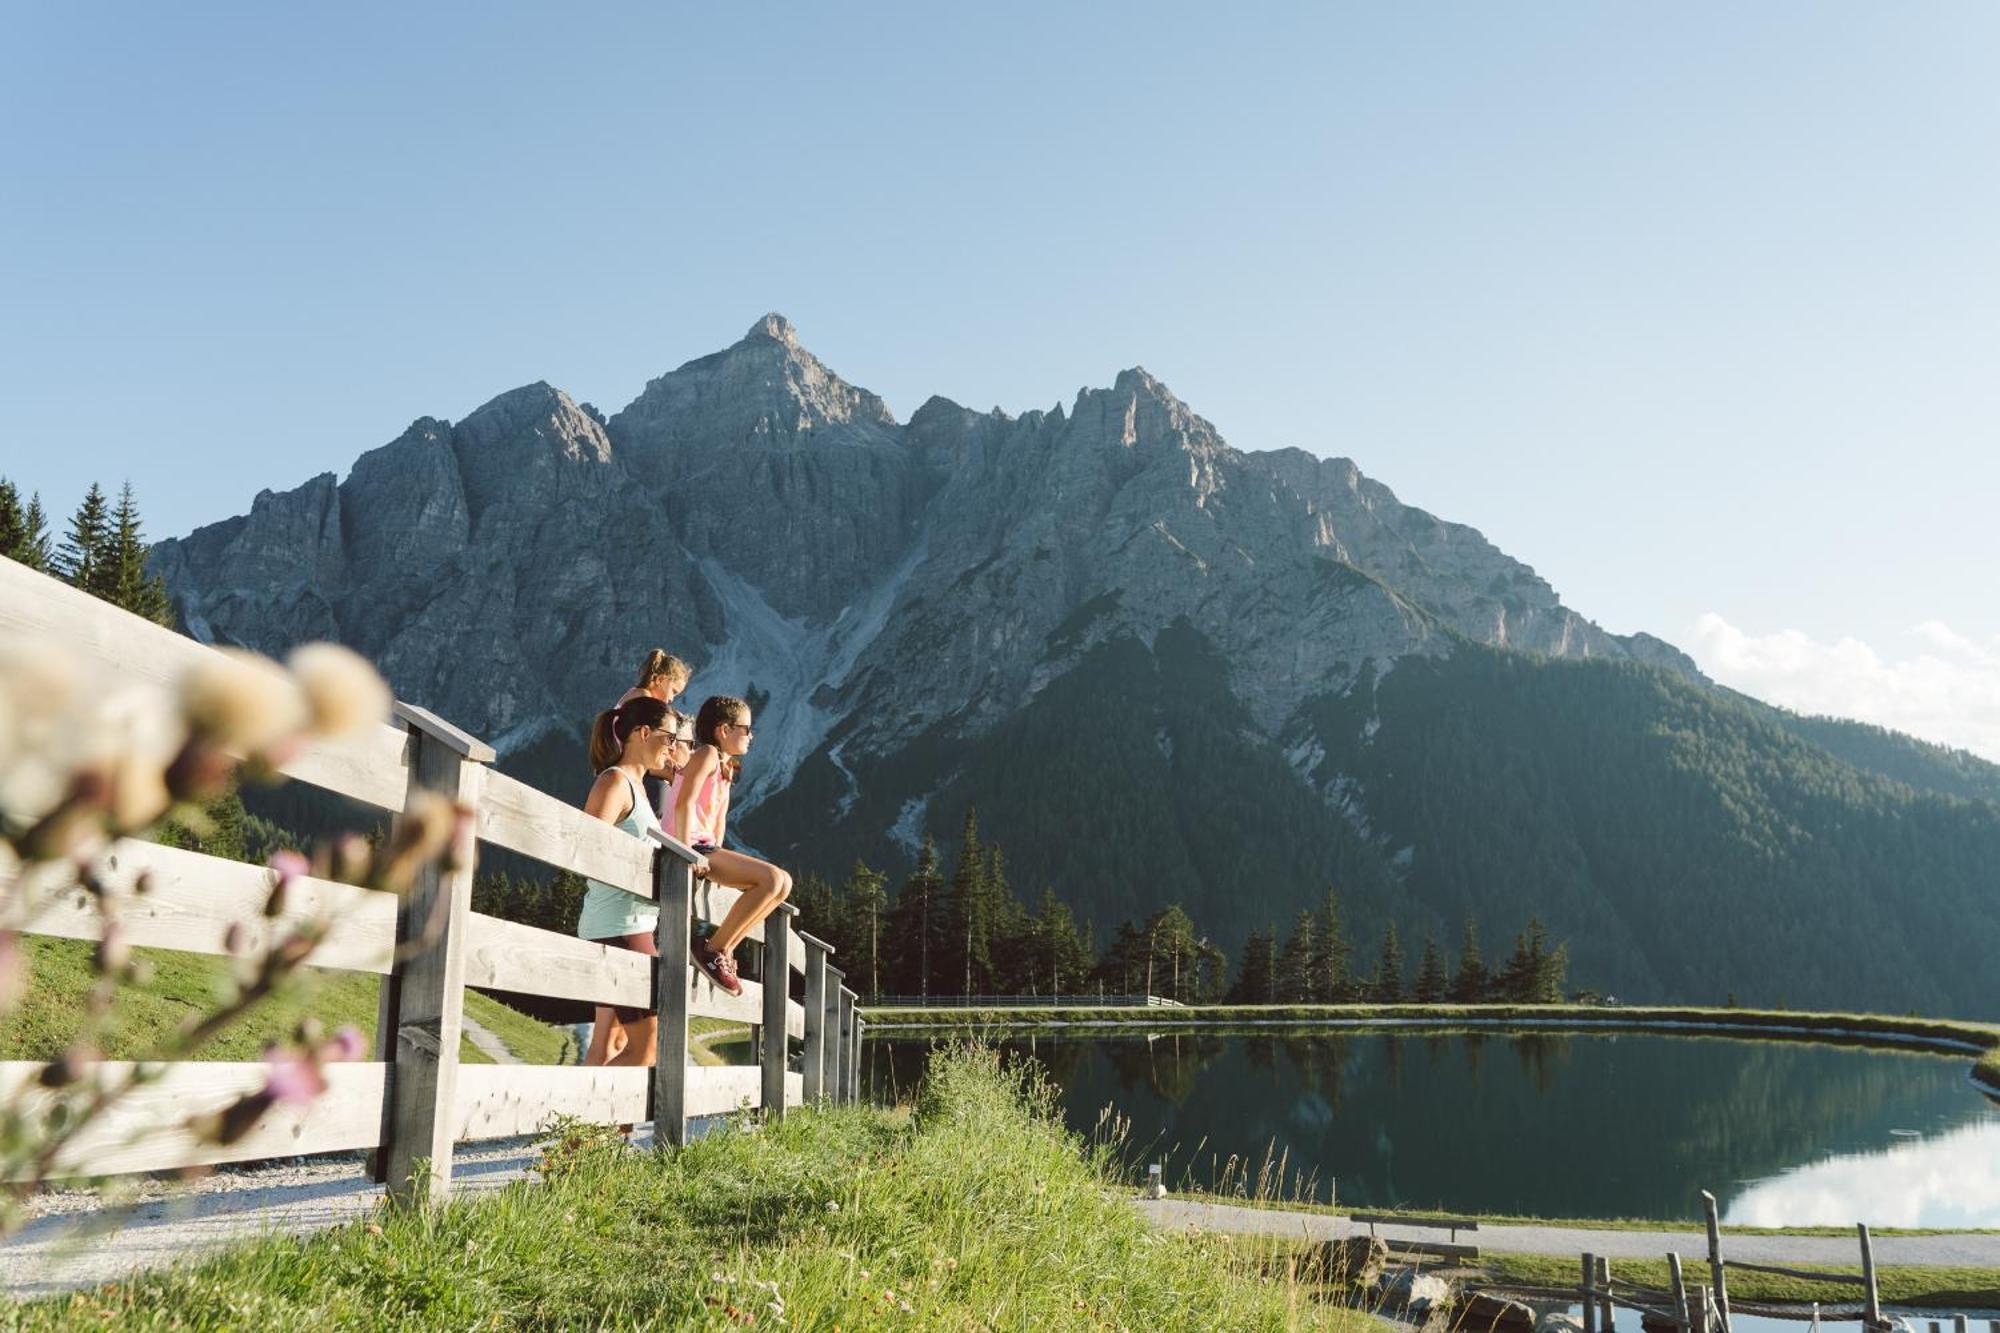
584,1005,620,1066
701,847,793,956
606,1014,658,1067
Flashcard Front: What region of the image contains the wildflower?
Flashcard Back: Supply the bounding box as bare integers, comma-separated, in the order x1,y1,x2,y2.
825,1199,840,1213
263,1046,328,1105
101,752,171,831
899,1300,913,1314
321,1025,366,1063
377,791,459,892
178,648,308,753
286,643,390,737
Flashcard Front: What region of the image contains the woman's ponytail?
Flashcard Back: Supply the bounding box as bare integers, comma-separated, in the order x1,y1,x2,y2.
588,708,621,773
590,695,673,773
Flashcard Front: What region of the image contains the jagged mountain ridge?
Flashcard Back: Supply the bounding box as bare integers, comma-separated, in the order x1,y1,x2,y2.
152,316,2000,1015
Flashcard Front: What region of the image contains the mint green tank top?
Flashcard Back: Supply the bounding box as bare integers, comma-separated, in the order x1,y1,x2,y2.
575,770,658,941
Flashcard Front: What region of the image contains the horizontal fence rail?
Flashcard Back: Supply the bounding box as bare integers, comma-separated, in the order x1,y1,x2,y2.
865,994,1184,1008
0,555,858,1201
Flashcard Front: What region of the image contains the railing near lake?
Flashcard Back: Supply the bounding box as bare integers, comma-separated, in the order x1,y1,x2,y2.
0,556,863,1203
865,994,1185,1008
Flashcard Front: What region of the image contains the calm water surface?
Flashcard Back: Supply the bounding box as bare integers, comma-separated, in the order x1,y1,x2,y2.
863,1030,2000,1225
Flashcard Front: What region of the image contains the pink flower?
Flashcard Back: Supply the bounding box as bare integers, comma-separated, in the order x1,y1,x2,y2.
267,849,310,888
263,1046,329,1106
320,1025,367,1063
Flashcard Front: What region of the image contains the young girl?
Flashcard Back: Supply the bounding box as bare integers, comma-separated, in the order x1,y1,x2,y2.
617,648,691,709
668,695,793,997
575,695,702,1066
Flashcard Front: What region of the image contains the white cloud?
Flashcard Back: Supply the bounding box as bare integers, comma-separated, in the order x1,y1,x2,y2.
1689,613,2000,764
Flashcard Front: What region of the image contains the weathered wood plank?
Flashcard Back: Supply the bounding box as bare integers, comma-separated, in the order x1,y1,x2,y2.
652,855,694,1148
0,1060,385,1179
454,1065,648,1140
1350,1211,1481,1231
279,722,412,812
1723,1261,1867,1287
801,937,829,1102
8,839,397,975
379,723,483,1204
783,1071,802,1109
690,972,764,1027
462,912,652,1008
479,769,653,896
0,556,412,811
684,1064,763,1118
761,907,792,1119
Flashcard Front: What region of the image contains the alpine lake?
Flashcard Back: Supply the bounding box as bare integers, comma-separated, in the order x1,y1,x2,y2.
861,1027,2000,1226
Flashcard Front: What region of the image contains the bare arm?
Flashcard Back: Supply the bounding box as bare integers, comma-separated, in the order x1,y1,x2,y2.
582,770,634,825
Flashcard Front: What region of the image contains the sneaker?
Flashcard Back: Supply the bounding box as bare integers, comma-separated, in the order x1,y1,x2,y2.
694,942,742,997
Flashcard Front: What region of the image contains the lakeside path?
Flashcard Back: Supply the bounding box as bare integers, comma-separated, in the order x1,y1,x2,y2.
1134,1198,2000,1268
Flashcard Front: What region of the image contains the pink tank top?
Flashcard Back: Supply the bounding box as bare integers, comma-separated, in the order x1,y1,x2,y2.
665,759,730,847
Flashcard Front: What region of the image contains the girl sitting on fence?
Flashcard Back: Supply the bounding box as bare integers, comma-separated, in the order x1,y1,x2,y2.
668,694,792,998
575,695,703,1066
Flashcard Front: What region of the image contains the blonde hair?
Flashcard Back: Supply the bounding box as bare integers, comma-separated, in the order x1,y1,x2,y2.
637,649,692,693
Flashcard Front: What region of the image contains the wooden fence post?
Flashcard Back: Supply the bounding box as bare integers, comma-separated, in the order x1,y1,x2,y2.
1691,1286,1712,1333
1596,1254,1614,1333
822,965,845,1106
1858,1224,1882,1333
378,704,491,1205
1669,1253,1692,1333
1701,1190,1731,1333
1581,1254,1598,1333
800,933,832,1103
762,905,795,1119
838,988,856,1102
647,828,697,1148
853,1016,865,1102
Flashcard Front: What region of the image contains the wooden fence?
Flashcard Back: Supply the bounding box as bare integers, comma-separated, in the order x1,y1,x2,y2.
0,557,864,1202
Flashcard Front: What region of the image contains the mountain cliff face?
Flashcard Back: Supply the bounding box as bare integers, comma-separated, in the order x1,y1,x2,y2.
152,316,2000,1016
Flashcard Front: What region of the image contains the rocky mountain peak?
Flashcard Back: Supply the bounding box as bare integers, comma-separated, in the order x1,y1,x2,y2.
608,315,897,467
745,312,800,345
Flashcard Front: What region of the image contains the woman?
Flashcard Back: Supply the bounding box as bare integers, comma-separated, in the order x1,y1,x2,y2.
668,695,792,997
575,695,704,1066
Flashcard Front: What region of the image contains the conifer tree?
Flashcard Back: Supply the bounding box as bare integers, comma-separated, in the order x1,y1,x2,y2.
107,482,174,626
944,808,991,997
884,836,944,997
1312,885,1353,1002
1449,917,1488,1003
1029,887,1092,998
21,492,52,571
57,482,111,592
1274,910,1317,1003
1230,925,1277,1004
1371,921,1405,1002
0,479,25,565
842,860,889,1001
1497,929,1538,1002
1413,933,1447,1003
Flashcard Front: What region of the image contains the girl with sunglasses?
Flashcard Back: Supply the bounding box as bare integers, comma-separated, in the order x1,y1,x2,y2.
668,695,792,997
575,695,703,1066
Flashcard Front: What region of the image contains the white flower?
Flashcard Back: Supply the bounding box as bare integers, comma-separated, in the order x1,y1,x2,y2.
825,1200,840,1213
286,643,390,737
179,648,308,753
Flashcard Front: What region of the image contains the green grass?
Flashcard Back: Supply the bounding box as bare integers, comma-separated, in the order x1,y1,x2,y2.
1479,1251,2000,1310
10,1046,1378,1330
689,1016,752,1068
8,938,570,1067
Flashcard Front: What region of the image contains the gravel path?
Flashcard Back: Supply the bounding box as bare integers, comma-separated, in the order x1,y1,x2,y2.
1134,1198,2000,1267
460,1014,520,1065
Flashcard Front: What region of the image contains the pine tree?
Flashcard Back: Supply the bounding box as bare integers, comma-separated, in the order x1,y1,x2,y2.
0,479,24,565
1029,887,1092,998
21,492,52,571
1312,885,1354,1002
58,483,112,594
1275,910,1318,1003
1413,933,1447,1003
107,482,174,626
1230,925,1277,1004
1497,929,1537,1002
944,808,992,997
1371,922,1405,1002
883,836,945,997
1449,917,1488,1003
842,860,889,1001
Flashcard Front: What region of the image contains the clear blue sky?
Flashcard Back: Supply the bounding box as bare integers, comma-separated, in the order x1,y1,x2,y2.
5,5,1997,749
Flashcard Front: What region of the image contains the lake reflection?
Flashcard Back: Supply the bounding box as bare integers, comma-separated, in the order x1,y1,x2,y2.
863,1030,2000,1225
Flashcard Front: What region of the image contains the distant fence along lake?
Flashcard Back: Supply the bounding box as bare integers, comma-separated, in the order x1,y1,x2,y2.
863,1028,2000,1226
